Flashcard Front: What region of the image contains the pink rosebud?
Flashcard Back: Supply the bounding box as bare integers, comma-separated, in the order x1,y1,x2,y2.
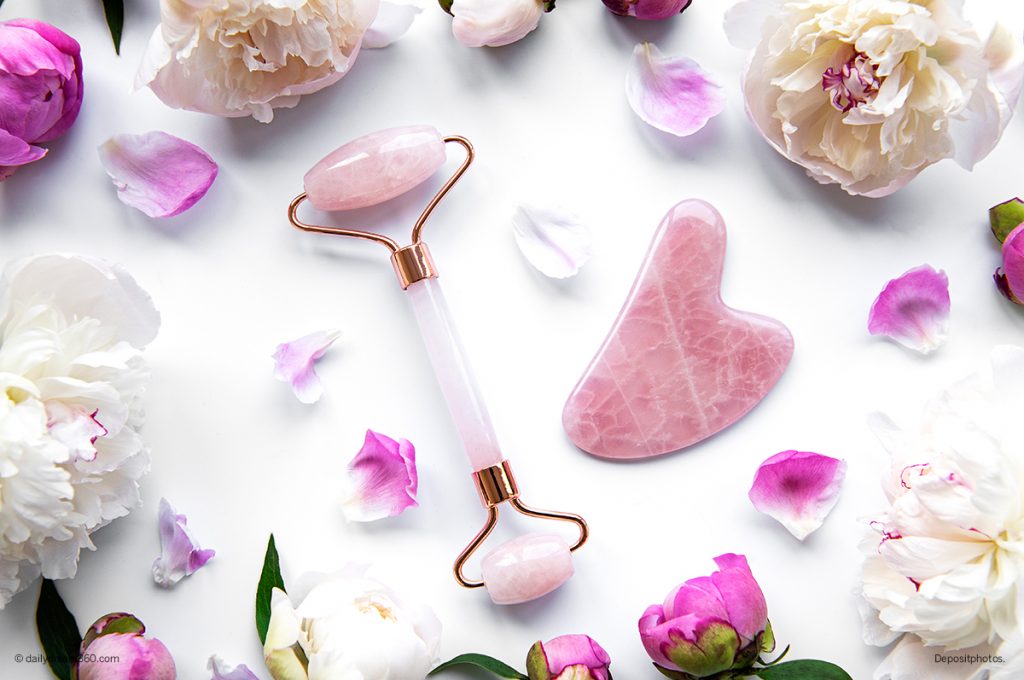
602,0,692,21
639,554,772,678
0,19,83,179
78,613,176,680
996,223,1024,304
526,634,612,680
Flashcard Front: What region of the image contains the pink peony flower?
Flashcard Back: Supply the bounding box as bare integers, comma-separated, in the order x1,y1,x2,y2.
0,19,83,180
77,613,176,680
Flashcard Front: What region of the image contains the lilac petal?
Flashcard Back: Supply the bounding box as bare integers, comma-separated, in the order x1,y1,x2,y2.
749,450,847,540
626,42,725,137
152,498,215,588
98,131,218,219
512,203,592,279
208,655,261,680
272,329,341,404
341,429,418,522
363,0,424,49
709,553,768,645
868,265,950,354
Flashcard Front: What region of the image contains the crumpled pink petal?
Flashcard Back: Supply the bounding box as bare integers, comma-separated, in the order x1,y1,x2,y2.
363,0,424,48
208,655,260,680
341,430,418,522
626,42,725,137
152,498,215,588
45,401,107,462
868,265,950,354
98,131,218,218
272,329,341,404
749,450,847,540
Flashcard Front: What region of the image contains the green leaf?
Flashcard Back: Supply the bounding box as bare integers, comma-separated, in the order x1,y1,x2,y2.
437,0,453,16
990,197,1024,243
255,534,287,646
751,660,853,680
35,580,82,680
429,653,528,679
100,0,124,55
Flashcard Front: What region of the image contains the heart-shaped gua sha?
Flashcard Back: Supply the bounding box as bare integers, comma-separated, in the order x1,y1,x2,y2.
563,199,793,459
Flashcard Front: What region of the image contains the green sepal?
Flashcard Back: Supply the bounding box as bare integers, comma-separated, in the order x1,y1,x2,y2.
760,621,775,654
544,0,557,11
438,0,453,15
750,660,853,680
255,534,287,645
990,198,1024,243
525,641,551,680
81,613,144,653
36,579,83,680
429,653,528,678
665,621,740,678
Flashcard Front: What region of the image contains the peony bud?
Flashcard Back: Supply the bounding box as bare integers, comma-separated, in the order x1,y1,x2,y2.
996,223,1024,304
77,613,176,680
602,0,693,21
526,634,612,680
639,554,773,678
0,19,83,180
448,0,548,48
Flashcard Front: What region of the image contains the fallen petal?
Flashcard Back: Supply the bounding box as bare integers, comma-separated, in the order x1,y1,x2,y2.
98,131,218,219
208,655,260,680
626,42,725,137
272,329,341,404
152,498,215,588
341,430,418,522
363,0,424,48
867,266,950,354
512,203,592,279
749,450,847,540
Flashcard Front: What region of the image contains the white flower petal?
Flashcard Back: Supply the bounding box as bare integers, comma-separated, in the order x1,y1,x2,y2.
363,0,424,49
626,42,725,137
98,131,218,219
272,330,341,404
512,203,592,279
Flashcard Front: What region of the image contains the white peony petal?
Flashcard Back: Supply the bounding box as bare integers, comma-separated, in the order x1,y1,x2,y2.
749,450,847,540
626,42,725,137
723,0,782,50
512,203,592,279
98,131,218,219
363,0,424,49
272,329,341,404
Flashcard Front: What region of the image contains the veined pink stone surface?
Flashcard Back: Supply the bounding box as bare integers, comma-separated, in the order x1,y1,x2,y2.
481,533,573,605
563,199,793,460
304,125,447,211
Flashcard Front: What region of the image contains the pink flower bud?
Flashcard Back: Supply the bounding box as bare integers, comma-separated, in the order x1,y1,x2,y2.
997,223,1024,304
78,614,176,680
602,0,693,21
526,635,612,680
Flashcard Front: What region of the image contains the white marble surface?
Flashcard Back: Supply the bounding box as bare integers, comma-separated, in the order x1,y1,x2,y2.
2,1,1023,678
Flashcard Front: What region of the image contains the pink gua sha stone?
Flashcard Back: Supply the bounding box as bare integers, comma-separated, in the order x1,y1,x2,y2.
304,125,447,210
563,199,793,459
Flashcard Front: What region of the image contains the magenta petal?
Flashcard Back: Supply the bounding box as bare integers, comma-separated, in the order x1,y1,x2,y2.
626,42,725,137
98,131,218,218
0,127,46,167
749,450,846,540
542,634,612,679
1001,224,1024,301
664,576,728,622
868,265,950,354
709,553,768,645
341,429,418,522
272,329,341,404
208,656,260,680
152,498,215,588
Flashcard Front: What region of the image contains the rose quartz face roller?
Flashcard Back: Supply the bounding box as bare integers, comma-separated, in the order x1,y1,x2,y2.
288,126,588,605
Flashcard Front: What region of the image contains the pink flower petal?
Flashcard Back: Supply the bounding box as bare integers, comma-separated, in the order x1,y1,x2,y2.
272,329,341,404
626,42,725,137
749,450,847,540
0,127,47,168
152,498,215,588
868,265,950,354
98,131,218,219
45,402,107,462
341,429,418,522
208,655,260,680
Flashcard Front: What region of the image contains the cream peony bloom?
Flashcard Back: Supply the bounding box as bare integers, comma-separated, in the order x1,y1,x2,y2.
264,566,441,679
0,255,160,607
859,346,1024,674
726,0,1024,197
137,0,380,123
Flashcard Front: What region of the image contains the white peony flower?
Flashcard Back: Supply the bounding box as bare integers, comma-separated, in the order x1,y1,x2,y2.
263,566,441,680
725,0,1024,197
137,0,380,123
859,346,1024,674
0,254,160,608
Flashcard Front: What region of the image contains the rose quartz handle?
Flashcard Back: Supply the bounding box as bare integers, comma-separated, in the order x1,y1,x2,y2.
405,277,504,471
303,125,447,211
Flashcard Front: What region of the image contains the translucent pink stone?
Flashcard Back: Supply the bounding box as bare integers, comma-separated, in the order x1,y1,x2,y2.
563,199,793,459
303,125,447,211
481,533,573,605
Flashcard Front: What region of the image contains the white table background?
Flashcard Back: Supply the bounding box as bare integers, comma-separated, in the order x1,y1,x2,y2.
2,1,1023,678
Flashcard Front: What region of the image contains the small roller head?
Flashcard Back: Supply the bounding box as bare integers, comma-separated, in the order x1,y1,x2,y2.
480,533,574,605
